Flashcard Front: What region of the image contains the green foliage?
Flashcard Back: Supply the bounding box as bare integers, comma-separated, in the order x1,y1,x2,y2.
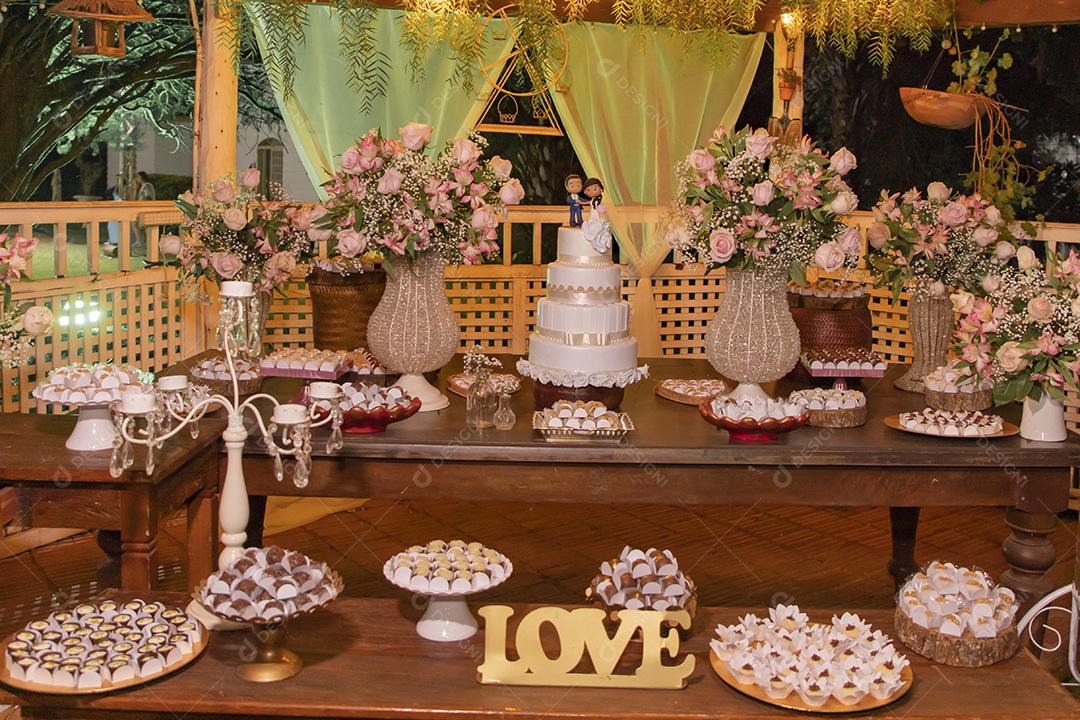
333,0,389,114
782,0,947,73
946,28,1012,96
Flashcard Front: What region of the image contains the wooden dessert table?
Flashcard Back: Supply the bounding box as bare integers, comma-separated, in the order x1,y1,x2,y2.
234,355,1080,609
1,593,1076,719
0,412,224,590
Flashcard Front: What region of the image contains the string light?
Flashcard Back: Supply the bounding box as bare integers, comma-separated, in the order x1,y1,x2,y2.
1052,25,1059,33
1016,26,1021,33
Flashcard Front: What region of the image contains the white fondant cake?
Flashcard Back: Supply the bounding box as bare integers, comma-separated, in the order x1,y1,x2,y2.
518,223,648,388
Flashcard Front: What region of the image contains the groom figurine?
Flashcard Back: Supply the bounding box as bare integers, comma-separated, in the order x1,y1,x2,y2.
565,174,584,227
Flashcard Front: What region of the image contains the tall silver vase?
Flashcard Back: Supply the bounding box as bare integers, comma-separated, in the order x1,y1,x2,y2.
367,253,459,411
705,265,801,400
895,292,954,393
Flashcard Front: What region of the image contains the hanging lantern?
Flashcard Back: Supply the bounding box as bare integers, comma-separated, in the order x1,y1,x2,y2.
47,0,155,59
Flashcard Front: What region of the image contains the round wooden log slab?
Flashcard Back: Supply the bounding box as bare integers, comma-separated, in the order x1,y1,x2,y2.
893,607,1019,667
925,387,993,412
806,405,867,428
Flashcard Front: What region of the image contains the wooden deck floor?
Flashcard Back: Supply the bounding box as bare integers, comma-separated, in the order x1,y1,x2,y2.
0,501,1077,695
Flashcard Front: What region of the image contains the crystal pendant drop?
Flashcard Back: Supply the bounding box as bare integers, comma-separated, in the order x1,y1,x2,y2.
110,440,125,478
121,439,134,470
272,452,284,482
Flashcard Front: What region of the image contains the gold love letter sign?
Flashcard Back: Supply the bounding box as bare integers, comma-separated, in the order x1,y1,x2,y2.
477,606,695,689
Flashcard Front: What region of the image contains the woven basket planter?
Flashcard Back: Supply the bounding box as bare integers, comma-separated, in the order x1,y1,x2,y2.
306,268,386,351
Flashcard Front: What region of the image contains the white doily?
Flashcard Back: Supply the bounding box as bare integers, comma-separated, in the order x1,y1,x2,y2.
516,359,649,389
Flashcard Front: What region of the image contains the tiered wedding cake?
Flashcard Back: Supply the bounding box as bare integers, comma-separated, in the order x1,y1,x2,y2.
517,209,648,398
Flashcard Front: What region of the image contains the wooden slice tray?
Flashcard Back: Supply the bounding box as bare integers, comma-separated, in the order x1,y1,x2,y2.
447,373,521,398
0,623,207,695
884,415,1018,439
655,379,728,406
709,648,912,713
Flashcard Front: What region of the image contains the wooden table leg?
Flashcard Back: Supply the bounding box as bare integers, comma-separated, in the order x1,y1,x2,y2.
888,507,921,589
1001,507,1058,612
187,484,218,590
246,494,268,549
119,486,158,591
95,530,122,589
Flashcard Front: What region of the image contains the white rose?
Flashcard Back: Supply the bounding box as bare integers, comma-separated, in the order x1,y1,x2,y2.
398,122,433,151
829,190,858,216
972,227,998,247
926,181,950,201
981,275,1000,294
930,280,948,298
22,306,53,336
488,155,513,181
1017,245,1040,271
159,235,182,256
996,341,1029,374
984,205,1002,226
829,147,857,176
867,222,892,249
1026,295,1054,323
814,242,846,273
222,207,248,231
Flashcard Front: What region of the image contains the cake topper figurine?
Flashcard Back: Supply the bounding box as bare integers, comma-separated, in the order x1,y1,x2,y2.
565,174,584,227
581,176,612,253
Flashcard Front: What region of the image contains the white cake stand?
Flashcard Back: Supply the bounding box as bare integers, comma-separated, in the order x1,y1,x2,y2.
63,404,117,451
383,557,513,642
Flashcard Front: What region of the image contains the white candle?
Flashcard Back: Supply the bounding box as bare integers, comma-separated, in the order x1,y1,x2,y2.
309,382,342,400
273,403,308,425
122,392,156,415
220,281,255,298
158,375,189,391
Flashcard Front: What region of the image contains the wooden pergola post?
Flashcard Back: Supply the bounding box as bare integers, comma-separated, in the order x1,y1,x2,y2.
194,0,238,192
772,23,804,126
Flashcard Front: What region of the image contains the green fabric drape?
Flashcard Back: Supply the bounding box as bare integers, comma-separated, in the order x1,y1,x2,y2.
250,8,514,193
550,27,764,355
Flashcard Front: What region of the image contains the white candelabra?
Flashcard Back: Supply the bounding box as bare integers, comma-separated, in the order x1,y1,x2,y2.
110,281,345,569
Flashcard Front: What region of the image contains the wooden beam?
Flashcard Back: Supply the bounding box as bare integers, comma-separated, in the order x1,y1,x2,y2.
195,0,238,192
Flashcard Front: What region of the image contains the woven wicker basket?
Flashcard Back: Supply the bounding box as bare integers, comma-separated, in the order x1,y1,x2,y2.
307,268,386,351
790,304,873,350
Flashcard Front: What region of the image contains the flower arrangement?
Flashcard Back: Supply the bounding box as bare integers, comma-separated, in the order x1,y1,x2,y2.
463,344,502,375
865,182,1025,300
314,123,524,267
0,232,54,367
165,169,309,296
665,126,862,284
951,249,1080,404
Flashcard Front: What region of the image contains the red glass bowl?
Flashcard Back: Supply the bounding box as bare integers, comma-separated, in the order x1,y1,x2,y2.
698,398,809,442
314,396,422,434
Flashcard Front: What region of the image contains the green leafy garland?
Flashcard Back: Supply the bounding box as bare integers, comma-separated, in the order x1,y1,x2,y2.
225,0,950,103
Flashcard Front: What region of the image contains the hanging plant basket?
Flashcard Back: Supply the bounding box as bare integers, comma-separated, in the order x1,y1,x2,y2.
899,88,991,130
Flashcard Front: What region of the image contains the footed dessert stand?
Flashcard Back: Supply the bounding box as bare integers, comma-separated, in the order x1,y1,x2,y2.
65,404,118,451
383,558,513,642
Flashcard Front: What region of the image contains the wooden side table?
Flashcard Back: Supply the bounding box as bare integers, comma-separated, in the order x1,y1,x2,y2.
0,412,223,591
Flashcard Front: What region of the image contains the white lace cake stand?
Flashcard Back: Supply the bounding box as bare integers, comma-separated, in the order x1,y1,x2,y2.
383,557,513,642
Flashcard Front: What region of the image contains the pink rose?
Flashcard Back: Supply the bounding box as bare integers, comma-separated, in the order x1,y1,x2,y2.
398,122,433,151
471,206,498,230
984,205,1002,226
209,252,242,279
930,280,948,298
211,179,236,203
829,147,857,176
867,222,891,250
981,275,1000,294
939,201,968,227
926,182,950,201
749,180,775,206
22,306,53,336
973,227,998,247
488,155,513,181
836,225,861,255
814,241,845,273
498,178,525,206
1017,245,1040,271
708,228,736,264
377,168,405,194
340,146,364,174
335,229,367,258
240,168,260,188
266,251,296,275
223,207,247,231
744,129,775,158
1026,295,1054,323
159,235,182,256
689,149,716,173
829,190,858,216
994,241,1016,262
452,138,481,165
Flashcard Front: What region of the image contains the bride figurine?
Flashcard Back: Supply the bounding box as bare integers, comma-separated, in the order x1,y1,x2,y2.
580,177,612,253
